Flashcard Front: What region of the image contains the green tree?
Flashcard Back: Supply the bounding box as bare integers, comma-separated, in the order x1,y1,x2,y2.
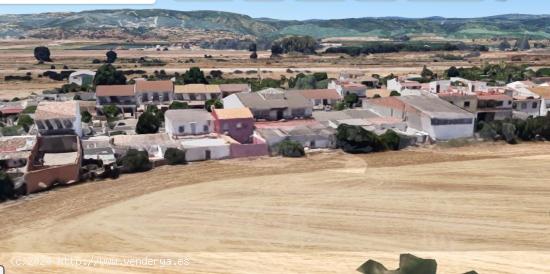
102,104,120,120
22,105,37,114
136,111,161,134
277,140,305,157
93,64,127,87
336,124,387,154
334,101,346,111
17,114,34,132
164,147,187,165
106,50,117,63
180,67,207,84
390,90,401,96
169,101,189,110
0,171,15,200
205,99,223,112
344,93,359,108
34,46,52,62
119,149,151,173
379,130,401,150
498,40,512,51
421,65,434,80
81,110,92,123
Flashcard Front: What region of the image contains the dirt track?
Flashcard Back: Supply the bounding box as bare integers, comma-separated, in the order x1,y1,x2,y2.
0,143,549,273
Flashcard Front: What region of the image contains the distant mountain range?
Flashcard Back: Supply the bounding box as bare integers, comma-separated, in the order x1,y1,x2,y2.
0,9,549,42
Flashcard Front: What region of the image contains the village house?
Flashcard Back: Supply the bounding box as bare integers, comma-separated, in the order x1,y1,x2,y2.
69,70,95,87
387,77,423,92
96,85,137,117
24,135,82,194
211,108,255,143
475,92,513,121
164,109,213,137
219,83,251,97
34,101,82,136
291,89,342,110
180,137,231,161
135,80,174,106
223,88,313,121
438,92,478,113
528,86,550,116
450,77,489,93
82,136,116,165
366,95,475,140
328,80,368,97
256,123,336,150
174,84,222,108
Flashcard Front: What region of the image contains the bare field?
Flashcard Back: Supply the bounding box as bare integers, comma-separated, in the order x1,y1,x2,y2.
0,142,549,273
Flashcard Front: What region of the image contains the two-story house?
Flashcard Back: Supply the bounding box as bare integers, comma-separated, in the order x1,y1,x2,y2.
96,85,137,117
34,101,82,136
135,80,174,106
164,109,213,137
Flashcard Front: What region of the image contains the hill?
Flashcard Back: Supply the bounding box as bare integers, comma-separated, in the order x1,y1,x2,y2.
0,9,549,42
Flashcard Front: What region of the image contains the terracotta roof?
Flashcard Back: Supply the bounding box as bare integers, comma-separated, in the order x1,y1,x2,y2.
367,96,407,110
529,87,550,98
96,85,135,97
0,107,23,115
135,80,173,92
35,101,78,120
213,108,253,120
175,84,221,94
476,93,512,101
219,84,250,93
297,89,342,100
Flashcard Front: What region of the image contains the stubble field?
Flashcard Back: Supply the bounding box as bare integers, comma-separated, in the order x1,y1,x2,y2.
0,142,549,273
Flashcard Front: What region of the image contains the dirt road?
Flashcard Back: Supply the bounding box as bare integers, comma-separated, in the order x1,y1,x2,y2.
0,143,549,273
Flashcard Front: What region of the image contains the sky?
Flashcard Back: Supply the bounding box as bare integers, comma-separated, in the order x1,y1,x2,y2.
0,0,549,20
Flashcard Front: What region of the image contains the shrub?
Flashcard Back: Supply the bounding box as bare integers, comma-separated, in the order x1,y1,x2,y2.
136,111,161,134
501,123,518,144
478,122,498,140
164,148,187,165
0,171,15,201
119,149,151,173
1,126,22,136
389,90,401,96
344,93,359,108
336,124,387,154
379,130,401,150
22,105,37,114
169,101,189,110
17,114,34,132
81,110,92,123
277,140,305,157
205,99,223,112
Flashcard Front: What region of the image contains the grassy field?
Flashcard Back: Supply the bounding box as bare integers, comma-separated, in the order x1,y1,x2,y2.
0,142,549,273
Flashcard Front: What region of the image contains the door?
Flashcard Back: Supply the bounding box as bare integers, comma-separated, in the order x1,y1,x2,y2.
205,150,211,160
276,110,284,120
191,123,196,135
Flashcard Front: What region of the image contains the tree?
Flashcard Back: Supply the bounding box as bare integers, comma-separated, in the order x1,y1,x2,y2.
0,171,15,201
498,40,512,51
446,66,460,78
169,101,189,110
334,101,346,111
379,130,401,150
515,37,531,51
81,110,92,123
164,147,187,165
119,149,151,173
389,90,401,96
373,94,382,99
277,140,305,157
17,114,34,132
336,124,387,154
181,67,207,84
22,105,37,114
34,46,52,62
102,104,120,120
106,50,118,63
93,64,127,86
250,51,258,59
344,93,359,108
271,44,284,56
136,111,161,134
205,99,223,112
421,65,434,79
248,43,257,52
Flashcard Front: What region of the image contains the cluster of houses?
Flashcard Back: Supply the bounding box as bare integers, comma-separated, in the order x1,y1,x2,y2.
1,69,550,196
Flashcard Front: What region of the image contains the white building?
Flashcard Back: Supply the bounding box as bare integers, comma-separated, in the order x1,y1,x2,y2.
164,109,213,137
34,101,82,136
69,70,96,87
180,138,230,161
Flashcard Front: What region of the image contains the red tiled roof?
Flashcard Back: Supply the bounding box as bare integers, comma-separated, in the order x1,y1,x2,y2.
213,108,253,120
96,85,135,97
135,80,173,92
298,89,342,100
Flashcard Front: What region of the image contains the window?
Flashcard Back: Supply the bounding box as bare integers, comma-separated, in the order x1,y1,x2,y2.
464,101,470,107
532,102,538,108
36,121,45,130
54,119,63,128
222,123,229,131
178,125,185,133
63,119,73,128
521,103,527,109
45,120,54,130
431,118,473,125
203,125,209,132
236,122,243,129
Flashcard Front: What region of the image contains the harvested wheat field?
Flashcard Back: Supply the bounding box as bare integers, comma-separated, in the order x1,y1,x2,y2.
0,142,549,274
